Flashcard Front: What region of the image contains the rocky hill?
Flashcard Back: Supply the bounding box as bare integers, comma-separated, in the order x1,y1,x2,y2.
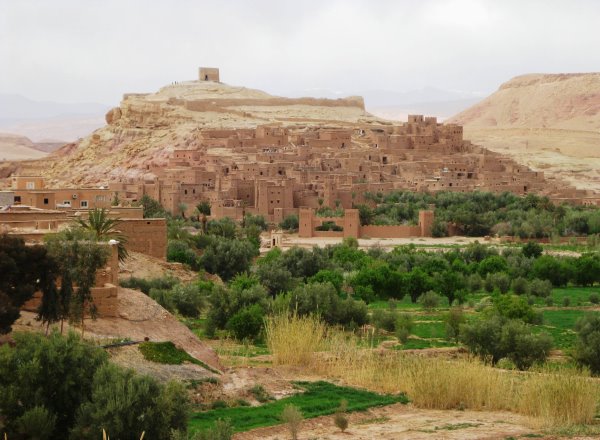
29,80,380,186
449,73,600,190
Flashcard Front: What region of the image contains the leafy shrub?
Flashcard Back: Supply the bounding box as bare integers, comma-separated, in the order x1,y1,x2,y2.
255,260,296,296
493,294,539,324
167,240,199,269
574,314,600,375
460,316,552,369
281,404,303,440
70,364,188,439
249,385,273,403
206,284,270,337
395,313,414,343
279,214,299,231
15,406,56,440
522,241,543,259
287,282,367,328
244,213,268,231
445,306,465,343
589,293,600,304
226,304,265,341
545,296,554,306
512,277,529,295
528,279,553,297
149,287,176,313
315,221,343,232
120,276,179,294
193,419,234,440
171,283,206,318
488,272,511,294
309,269,344,293
371,309,397,332
467,273,483,293
418,290,441,310
199,237,258,281
0,332,107,438
562,297,571,307
334,399,349,432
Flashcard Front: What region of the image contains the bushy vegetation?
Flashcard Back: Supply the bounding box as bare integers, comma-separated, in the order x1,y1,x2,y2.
0,332,189,439
358,190,600,238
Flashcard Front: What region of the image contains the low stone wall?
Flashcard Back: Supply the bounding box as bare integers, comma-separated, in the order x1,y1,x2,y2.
23,284,119,318
360,225,422,238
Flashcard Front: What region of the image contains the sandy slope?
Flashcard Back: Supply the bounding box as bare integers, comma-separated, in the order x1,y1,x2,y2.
0,132,47,160
448,73,600,191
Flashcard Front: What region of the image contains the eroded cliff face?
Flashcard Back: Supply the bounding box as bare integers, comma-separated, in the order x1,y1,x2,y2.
448,73,600,191
33,81,376,186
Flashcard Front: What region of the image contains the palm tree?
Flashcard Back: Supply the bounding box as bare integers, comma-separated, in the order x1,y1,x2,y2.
76,208,129,262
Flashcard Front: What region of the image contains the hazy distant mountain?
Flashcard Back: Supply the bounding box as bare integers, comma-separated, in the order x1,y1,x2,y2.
0,93,109,119
0,93,109,142
0,132,47,161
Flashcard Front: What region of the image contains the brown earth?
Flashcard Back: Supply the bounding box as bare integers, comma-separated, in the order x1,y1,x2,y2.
235,404,539,440
14,286,221,373
448,73,600,191
120,250,198,282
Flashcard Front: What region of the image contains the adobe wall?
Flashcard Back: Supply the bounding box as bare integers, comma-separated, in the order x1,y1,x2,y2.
183,96,365,110
118,218,167,260
299,208,434,239
360,225,422,238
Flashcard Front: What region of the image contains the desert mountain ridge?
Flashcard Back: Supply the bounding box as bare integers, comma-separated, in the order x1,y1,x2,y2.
448,73,600,191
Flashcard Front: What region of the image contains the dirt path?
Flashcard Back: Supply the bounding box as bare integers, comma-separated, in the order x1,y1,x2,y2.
234,403,540,440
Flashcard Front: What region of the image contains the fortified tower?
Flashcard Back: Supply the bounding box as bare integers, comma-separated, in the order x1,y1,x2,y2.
199,67,220,82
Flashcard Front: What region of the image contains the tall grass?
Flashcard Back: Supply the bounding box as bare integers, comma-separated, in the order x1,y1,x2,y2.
266,313,600,428
518,367,598,427
264,313,326,366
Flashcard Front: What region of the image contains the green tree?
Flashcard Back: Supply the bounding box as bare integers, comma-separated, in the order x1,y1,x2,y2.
45,232,109,336
445,306,465,343
0,234,57,334
279,214,299,231
573,313,600,375
70,364,188,439
199,237,257,281
76,208,129,262
573,255,600,286
522,241,543,259
137,194,168,218
205,284,269,337
0,332,108,438
255,260,296,296
226,304,265,341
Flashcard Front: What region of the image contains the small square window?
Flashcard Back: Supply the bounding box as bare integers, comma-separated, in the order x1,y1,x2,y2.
43,198,49,205
80,201,88,208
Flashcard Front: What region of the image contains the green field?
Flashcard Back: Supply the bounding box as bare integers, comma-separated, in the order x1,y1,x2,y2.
188,381,408,433
394,338,456,350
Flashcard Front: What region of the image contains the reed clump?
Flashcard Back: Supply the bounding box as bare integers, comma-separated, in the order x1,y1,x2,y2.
264,312,326,366
266,313,600,428
518,366,598,427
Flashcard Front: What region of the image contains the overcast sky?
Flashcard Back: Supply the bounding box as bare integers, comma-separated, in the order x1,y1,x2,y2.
1,0,600,106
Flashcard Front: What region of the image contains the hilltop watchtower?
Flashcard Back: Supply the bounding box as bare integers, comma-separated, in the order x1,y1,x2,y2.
199,67,220,82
